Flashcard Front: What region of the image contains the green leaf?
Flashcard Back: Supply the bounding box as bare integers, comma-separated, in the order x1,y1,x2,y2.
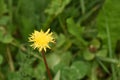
53,70,61,80
33,62,46,79
97,0,120,49
96,49,107,57
0,16,9,25
59,61,90,80
66,18,87,45
45,0,71,16
61,67,77,80
83,49,95,61
47,53,61,69
66,18,82,39
56,34,66,48
70,61,90,79
60,51,72,65
20,16,34,41
0,0,7,16
2,34,13,44
0,27,5,41
90,38,101,50
0,27,13,44
7,72,21,80
47,51,72,69
0,55,3,65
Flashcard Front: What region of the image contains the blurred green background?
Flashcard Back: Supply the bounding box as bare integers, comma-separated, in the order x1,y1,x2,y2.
0,0,120,80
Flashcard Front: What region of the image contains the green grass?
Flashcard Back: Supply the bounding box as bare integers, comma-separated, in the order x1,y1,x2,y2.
0,0,120,80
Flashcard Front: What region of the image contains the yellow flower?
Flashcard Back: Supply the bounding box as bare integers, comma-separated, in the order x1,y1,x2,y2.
29,29,55,52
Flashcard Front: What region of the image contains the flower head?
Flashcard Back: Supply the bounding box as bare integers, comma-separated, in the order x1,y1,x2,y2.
29,29,55,52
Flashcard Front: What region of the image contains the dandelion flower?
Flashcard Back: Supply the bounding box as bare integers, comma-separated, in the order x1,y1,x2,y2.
29,29,55,52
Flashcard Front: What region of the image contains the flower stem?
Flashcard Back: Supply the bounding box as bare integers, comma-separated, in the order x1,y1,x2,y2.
41,50,52,80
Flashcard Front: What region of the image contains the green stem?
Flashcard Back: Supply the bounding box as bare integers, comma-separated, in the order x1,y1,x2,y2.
8,0,13,24
43,15,55,30
41,50,52,80
80,0,86,14
105,15,117,80
97,56,119,64
58,16,67,34
6,46,15,72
